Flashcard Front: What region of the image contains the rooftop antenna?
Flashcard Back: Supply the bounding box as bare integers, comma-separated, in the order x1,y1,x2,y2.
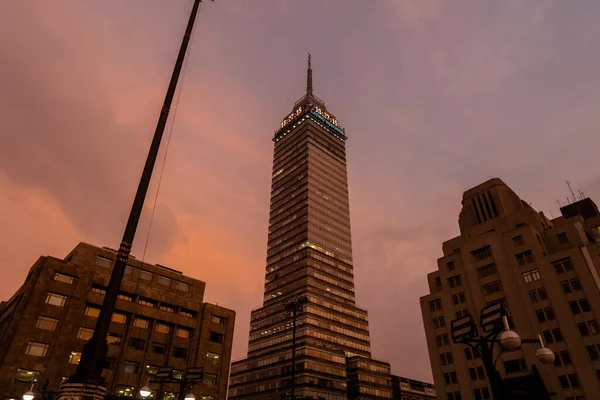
578,189,585,200
549,210,554,218
566,180,577,203
556,199,562,208
306,53,313,96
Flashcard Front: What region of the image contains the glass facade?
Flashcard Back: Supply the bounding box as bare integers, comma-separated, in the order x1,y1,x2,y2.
229,70,391,399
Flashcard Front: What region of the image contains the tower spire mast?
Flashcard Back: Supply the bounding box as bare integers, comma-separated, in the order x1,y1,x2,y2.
306,53,313,95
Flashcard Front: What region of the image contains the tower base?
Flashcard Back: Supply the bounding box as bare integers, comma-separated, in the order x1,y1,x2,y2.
55,382,107,400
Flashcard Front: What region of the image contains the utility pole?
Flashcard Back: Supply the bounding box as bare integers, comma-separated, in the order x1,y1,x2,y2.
284,296,308,400
57,1,212,398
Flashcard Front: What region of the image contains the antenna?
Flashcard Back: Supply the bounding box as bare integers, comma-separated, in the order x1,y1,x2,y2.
549,210,554,219
556,199,562,208
566,180,577,203
578,190,585,200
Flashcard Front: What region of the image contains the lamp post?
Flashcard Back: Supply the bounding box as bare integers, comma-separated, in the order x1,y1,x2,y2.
140,367,204,400
58,1,213,398
284,296,308,400
22,380,57,400
450,303,554,400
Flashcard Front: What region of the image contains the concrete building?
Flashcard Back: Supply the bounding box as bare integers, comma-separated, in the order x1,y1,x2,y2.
228,58,393,399
390,376,436,400
0,242,235,400
420,178,600,400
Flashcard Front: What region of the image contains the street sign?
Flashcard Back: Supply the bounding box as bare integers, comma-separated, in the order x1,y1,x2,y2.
451,314,478,343
155,367,174,382
480,302,506,333
186,367,204,381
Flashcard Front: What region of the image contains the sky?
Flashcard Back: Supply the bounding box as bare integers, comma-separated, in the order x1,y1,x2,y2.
1,0,600,383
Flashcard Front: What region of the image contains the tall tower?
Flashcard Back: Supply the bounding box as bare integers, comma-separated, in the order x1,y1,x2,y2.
228,57,393,400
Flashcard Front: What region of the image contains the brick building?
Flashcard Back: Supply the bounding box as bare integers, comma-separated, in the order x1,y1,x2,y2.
420,178,600,400
0,242,235,399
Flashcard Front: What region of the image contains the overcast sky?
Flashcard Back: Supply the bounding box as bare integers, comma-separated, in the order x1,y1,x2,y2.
2,0,600,382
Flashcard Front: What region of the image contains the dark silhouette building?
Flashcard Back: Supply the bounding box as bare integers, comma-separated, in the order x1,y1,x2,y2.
228,58,393,399
0,243,235,399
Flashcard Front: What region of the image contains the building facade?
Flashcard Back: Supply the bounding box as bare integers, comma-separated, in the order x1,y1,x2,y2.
228,59,393,400
420,178,600,400
390,376,436,400
0,242,235,400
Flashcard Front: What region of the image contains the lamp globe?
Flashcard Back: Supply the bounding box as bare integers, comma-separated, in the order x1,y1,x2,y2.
185,393,196,400
499,330,522,350
139,386,152,398
22,391,35,400
536,347,555,364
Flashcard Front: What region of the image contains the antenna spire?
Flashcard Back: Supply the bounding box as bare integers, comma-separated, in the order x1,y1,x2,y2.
566,180,577,202
306,53,313,95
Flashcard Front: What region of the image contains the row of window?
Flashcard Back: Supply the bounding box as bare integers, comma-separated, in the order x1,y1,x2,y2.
94,256,191,292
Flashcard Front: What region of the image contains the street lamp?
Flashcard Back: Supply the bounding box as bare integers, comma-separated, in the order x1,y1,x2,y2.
184,393,195,400
450,303,554,400
139,386,152,398
22,385,35,400
147,366,203,400
284,296,308,400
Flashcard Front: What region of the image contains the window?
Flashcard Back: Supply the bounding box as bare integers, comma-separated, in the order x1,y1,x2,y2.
158,275,172,287
180,309,195,318
123,361,139,374
209,331,223,344
439,316,446,327
436,334,449,347
36,316,58,331
155,322,171,334
469,367,485,380
586,344,600,360
173,370,184,380
140,270,153,281
129,337,145,351
472,246,492,261
448,275,462,288
69,351,82,365
570,299,591,315
160,304,175,313
452,292,466,305
477,263,497,278
176,328,192,339
77,327,94,340
152,343,166,355
175,281,190,292
552,257,574,274
146,365,159,375
25,341,49,357
116,386,135,397
133,317,150,329
523,269,541,283
117,293,133,302
464,348,473,360
124,265,133,275
14,369,39,384
138,297,156,308
557,232,569,244
435,277,442,291
85,305,101,318
528,288,547,303
107,333,122,345
535,307,555,323
54,272,74,284
207,352,220,364
456,309,470,318
443,371,457,385
92,286,106,296
513,235,525,246
558,374,580,389
562,278,582,294
580,298,591,312
173,347,187,359
95,256,112,268
473,388,490,400
203,373,217,386
503,358,527,374
589,320,600,334
439,352,453,365
111,312,127,324
45,292,67,307
542,328,563,344
554,350,572,367
447,391,462,400
482,281,502,296
211,315,227,324
515,250,535,265
578,320,599,337
447,261,455,271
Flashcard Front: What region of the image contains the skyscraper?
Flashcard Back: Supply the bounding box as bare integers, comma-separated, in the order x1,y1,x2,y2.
420,178,600,400
228,57,393,400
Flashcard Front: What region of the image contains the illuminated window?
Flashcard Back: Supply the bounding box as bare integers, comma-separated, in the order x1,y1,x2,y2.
69,351,82,365
36,316,58,331
158,276,172,287
118,293,133,302
206,352,220,364
77,327,94,340
140,270,153,281
45,292,67,307
133,317,150,329
116,386,135,397
155,322,171,334
53,272,74,284
111,312,127,324
14,369,39,384
85,305,101,318
95,256,112,268
175,281,190,292
203,373,217,386
523,269,541,283
173,370,184,380
107,333,122,346
25,341,49,357
199,397,214,400
164,393,177,400
92,286,106,296
179,309,195,318
211,315,226,324
176,328,192,339
138,298,156,308
160,304,175,313
146,365,159,375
